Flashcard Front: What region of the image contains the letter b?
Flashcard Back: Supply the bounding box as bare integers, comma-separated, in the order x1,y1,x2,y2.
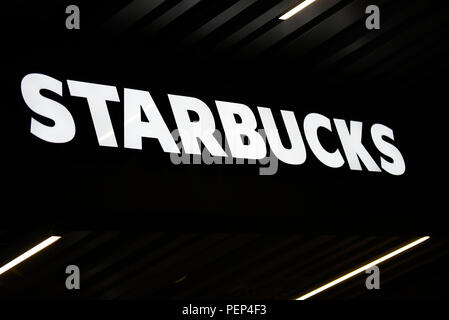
216,100,266,160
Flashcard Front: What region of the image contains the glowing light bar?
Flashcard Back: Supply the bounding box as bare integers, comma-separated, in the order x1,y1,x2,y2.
296,236,430,300
0,236,61,276
279,0,317,20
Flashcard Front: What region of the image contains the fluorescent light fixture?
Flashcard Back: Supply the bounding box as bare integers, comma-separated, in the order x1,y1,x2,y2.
279,0,317,20
295,236,430,300
0,236,61,276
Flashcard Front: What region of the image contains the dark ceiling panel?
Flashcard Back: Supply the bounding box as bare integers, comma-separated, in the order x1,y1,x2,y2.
332,1,442,76
310,0,424,74
180,0,260,46
268,0,392,63
214,0,301,52
1,232,444,299
100,0,166,33
137,0,204,39
235,0,350,59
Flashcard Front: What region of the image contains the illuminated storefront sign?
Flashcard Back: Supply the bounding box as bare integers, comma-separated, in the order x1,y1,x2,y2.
21,73,405,176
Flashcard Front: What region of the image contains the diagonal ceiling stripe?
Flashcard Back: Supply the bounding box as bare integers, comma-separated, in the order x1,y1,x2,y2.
214,0,302,52
181,0,260,46
236,0,347,59
138,0,203,39
99,0,165,33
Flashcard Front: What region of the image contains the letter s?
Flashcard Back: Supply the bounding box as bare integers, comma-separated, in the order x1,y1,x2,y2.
371,124,406,176
21,73,75,143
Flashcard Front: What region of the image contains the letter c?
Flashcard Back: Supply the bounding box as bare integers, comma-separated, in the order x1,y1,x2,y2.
303,113,345,168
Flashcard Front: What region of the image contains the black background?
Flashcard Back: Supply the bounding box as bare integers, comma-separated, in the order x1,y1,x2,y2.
0,0,449,302
1,0,449,301
3,0,447,234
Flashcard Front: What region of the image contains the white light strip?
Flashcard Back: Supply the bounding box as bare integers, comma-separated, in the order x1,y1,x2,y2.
296,236,430,300
279,0,317,20
0,236,61,276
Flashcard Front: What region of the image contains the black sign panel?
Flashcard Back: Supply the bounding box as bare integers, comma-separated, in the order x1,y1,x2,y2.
2,0,447,234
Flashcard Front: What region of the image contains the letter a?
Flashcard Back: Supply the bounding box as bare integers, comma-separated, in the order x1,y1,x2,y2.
66,5,80,30
365,5,380,30
65,265,80,290
365,266,380,290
